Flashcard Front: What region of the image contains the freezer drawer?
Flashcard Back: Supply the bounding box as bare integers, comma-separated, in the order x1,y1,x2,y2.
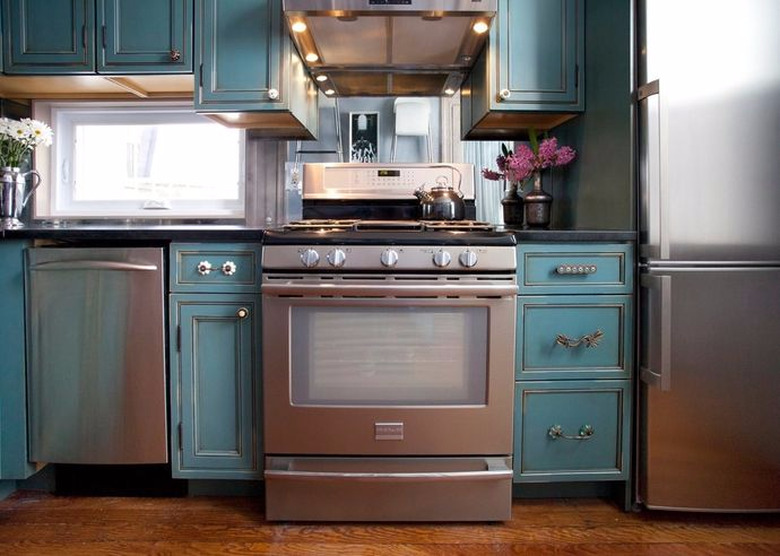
514,380,630,482
517,295,632,380
640,267,780,510
26,248,167,464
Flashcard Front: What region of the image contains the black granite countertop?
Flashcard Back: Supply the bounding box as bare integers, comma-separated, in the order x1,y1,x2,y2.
1,222,636,243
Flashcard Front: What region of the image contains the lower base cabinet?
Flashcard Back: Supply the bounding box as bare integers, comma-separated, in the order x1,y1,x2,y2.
514,380,630,482
0,240,35,482
170,293,262,479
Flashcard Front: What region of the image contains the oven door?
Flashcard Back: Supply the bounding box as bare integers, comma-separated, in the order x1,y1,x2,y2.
262,276,517,456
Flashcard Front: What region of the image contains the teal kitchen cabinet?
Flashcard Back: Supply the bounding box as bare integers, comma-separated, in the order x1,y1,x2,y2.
0,241,35,483
2,0,192,74
195,0,318,138
462,0,584,139
169,243,262,479
513,243,633,486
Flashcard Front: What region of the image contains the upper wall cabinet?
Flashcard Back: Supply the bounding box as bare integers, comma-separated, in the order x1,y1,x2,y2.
194,0,318,139
2,0,193,74
461,0,584,140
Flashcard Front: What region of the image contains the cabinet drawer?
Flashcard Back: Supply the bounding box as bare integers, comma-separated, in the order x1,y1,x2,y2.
514,380,630,482
517,295,632,380
517,244,633,294
170,243,262,293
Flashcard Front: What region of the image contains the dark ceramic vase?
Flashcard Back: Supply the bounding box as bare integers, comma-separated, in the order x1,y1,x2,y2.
501,182,524,227
524,173,552,228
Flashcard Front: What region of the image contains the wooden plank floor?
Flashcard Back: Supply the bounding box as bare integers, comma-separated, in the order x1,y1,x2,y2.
0,490,779,555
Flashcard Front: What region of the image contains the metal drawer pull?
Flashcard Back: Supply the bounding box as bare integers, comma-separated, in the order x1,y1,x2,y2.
556,264,598,275
555,329,604,348
548,424,595,441
196,260,237,276
236,308,249,319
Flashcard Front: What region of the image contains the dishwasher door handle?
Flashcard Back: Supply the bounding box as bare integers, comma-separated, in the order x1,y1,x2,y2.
29,260,160,272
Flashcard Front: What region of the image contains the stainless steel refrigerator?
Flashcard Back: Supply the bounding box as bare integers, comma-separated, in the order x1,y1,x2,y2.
636,0,780,511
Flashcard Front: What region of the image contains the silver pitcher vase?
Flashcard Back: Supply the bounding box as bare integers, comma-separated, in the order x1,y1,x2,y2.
0,166,42,228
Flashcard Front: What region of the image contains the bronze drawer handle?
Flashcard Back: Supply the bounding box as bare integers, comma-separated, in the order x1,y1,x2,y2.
555,329,604,348
548,424,595,441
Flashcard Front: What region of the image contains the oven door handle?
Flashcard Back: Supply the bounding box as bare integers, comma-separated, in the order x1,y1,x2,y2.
262,282,518,297
265,459,514,482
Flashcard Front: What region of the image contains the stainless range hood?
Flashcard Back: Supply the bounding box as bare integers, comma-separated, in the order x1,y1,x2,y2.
283,0,496,97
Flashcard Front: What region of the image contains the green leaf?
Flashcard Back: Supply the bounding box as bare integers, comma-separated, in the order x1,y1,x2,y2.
528,128,539,154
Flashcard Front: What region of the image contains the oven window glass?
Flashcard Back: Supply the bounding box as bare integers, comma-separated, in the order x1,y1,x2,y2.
290,306,488,406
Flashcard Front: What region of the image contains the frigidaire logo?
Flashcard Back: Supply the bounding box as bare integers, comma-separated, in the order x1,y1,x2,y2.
375,422,404,441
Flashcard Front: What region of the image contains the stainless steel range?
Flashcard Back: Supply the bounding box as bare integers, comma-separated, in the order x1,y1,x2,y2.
261,165,517,521
262,164,517,521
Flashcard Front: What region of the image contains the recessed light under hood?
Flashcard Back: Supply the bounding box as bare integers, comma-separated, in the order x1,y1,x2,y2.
283,0,496,97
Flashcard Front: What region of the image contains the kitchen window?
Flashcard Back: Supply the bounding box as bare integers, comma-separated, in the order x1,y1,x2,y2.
33,101,245,220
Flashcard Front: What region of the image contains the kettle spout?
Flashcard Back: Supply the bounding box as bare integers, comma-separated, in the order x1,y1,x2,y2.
414,187,431,202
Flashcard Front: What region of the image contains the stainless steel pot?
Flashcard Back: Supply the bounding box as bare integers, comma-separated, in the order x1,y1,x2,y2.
414,177,465,220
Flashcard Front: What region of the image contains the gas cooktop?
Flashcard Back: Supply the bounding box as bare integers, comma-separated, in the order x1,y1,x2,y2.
264,219,516,247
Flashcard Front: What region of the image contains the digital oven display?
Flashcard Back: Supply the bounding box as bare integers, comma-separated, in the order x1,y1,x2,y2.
376,169,401,178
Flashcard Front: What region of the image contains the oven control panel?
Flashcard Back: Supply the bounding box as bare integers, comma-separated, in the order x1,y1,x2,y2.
301,163,476,200
262,245,517,272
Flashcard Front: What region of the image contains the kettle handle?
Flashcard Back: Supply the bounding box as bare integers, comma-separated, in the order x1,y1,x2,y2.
435,172,464,198
22,170,42,207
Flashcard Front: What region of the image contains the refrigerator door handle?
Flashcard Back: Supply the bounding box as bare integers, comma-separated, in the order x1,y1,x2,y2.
637,79,669,261
640,273,672,391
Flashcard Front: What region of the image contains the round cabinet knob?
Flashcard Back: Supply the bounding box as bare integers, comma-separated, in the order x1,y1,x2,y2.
268,88,280,100
326,248,346,268
498,88,511,101
197,260,212,275
300,248,320,268
236,307,249,319
221,261,237,276
433,250,452,268
380,249,399,268
459,250,478,268
169,48,182,62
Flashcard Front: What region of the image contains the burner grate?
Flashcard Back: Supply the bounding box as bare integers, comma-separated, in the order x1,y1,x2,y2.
284,219,495,232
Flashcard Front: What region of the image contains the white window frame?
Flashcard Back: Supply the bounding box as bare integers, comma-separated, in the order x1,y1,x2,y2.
32,101,246,220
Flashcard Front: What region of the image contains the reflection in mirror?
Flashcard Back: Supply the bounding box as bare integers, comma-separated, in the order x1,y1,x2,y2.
285,93,507,225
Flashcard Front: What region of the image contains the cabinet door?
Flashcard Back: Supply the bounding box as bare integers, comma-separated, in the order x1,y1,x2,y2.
98,0,192,73
170,294,261,479
497,0,583,110
0,241,35,480
195,0,281,109
3,0,95,73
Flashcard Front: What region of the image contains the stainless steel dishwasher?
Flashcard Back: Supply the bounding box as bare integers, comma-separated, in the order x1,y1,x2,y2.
26,247,168,464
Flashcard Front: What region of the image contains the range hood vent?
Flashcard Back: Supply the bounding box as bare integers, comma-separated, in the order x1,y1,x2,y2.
283,0,496,97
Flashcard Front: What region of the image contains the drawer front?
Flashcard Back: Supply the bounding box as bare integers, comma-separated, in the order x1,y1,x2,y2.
517,295,632,380
514,380,630,482
517,244,633,294
170,243,262,293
